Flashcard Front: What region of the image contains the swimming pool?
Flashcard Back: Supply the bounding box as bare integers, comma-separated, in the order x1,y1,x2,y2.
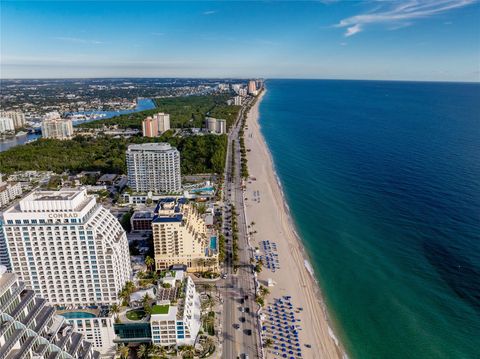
210,236,217,250
61,311,96,319
190,187,214,193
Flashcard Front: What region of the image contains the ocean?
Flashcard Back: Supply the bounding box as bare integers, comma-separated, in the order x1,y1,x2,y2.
258,80,480,359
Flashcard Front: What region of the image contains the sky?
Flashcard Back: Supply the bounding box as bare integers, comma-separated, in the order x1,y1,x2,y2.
1,0,479,81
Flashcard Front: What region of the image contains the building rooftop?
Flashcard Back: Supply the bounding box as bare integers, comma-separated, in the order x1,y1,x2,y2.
151,304,169,315
127,143,175,152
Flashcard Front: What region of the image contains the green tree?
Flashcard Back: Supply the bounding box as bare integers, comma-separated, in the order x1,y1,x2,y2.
145,256,155,271
117,344,129,359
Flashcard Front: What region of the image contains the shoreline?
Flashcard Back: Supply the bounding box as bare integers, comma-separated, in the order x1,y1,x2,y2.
244,89,347,359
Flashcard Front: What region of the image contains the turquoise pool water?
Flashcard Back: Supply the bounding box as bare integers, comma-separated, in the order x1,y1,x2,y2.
61,311,96,319
210,236,217,250
190,187,214,193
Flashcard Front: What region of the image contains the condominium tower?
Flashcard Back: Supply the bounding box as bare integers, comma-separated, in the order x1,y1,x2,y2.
0,117,15,133
142,116,159,137
155,112,170,133
0,110,26,129
41,115,74,140
1,189,132,306
152,198,217,271
0,266,100,359
126,143,181,194
205,117,227,134
248,80,257,95
142,113,171,137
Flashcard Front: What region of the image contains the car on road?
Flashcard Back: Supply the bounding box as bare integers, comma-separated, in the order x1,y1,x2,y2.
245,307,250,313
244,329,252,336
233,324,240,329
244,295,249,300
239,317,245,323
240,298,245,304
240,307,245,312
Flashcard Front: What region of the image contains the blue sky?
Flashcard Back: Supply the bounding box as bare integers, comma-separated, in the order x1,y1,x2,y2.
1,1,479,81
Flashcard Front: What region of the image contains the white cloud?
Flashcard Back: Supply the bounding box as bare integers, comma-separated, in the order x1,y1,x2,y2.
336,0,475,36
345,24,362,37
202,10,217,15
53,37,104,45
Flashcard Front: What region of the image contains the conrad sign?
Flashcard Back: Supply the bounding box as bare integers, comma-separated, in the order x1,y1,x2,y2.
47,213,79,219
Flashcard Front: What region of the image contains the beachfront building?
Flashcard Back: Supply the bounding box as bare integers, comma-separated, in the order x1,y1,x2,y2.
126,143,181,194
234,96,242,106
0,266,100,359
152,198,218,272
1,188,132,306
0,116,15,133
41,112,74,140
0,110,26,129
150,275,201,346
248,80,257,95
59,309,116,357
114,269,201,346
205,117,227,134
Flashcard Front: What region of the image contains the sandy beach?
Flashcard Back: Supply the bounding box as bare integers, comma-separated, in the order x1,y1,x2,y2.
243,90,345,359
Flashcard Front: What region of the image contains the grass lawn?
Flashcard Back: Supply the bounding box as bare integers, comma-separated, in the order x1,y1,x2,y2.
151,304,169,315
126,309,146,320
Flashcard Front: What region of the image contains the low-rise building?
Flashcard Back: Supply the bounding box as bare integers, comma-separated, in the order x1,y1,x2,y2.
58,309,116,357
114,270,201,347
130,211,154,232
0,173,22,208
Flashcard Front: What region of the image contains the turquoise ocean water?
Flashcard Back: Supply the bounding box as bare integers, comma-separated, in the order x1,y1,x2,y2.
258,80,480,359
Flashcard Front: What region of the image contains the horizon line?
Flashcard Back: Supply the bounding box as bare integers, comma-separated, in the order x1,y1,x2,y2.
0,76,479,84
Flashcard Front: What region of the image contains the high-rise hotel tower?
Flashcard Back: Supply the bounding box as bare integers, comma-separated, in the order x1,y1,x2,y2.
1,189,131,306
0,266,100,359
126,143,181,194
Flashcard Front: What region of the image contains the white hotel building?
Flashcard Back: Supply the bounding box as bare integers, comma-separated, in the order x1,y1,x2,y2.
0,266,100,359
126,143,181,194
150,275,201,346
1,189,132,306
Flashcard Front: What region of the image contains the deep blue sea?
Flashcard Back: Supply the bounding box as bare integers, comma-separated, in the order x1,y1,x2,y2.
259,80,480,359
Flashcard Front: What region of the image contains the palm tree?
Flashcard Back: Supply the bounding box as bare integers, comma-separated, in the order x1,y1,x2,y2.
197,258,206,272
125,281,135,294
264,338,274,348
205,258,217,272
118,289,129,306
145,256,155,271
150,345,166,359
110,304,120,318
137,344,149,359
116,344,129,359
204,296,215,312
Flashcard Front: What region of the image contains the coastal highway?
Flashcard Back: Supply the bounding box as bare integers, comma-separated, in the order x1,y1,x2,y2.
221,96,261,359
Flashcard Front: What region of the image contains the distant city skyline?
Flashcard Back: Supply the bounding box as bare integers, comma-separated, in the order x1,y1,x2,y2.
1,1,479,82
